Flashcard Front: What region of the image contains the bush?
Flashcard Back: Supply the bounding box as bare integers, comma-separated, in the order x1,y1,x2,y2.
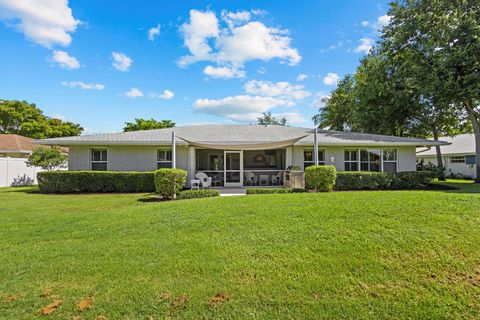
177,189,220,199
154,168,187,199
390,171,436,189
305,165,337,192
246,188,308,194
37,171,155,193
335,172,392,190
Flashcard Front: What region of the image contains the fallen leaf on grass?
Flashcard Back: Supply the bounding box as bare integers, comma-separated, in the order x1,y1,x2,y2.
208,292,229,307
77,298,93,311
158,292,172,301
40,299,61,315
40,288,53,298
171,295,186,308
4,294,18,303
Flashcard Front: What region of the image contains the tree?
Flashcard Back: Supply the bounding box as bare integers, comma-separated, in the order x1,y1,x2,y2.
257,112,287,126
26,147,67,171
0,100,83,138
123,118,175,132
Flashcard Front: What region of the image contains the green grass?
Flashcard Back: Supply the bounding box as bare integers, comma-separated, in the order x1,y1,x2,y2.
1,183,480,319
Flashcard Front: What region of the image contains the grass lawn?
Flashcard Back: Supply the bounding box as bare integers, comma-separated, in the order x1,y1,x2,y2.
1,183,480,319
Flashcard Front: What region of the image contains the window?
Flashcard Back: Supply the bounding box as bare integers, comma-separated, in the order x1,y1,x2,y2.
157,149,172,169
450,156,466,164
360,149,381,172
382,149,398,173
344,149,358,171
304,149,326,168
91,149,107,171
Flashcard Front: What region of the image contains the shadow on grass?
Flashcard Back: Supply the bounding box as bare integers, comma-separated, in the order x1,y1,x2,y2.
427,181,480,194
1,186,40,194
137,194,170,202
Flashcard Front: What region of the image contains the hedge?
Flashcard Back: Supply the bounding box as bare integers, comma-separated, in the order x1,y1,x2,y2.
154,168,187,199
177,189,220,199
246,188,308,194
37,171,155,193
305,165,337,192
335,172,391,190
390,171,436,190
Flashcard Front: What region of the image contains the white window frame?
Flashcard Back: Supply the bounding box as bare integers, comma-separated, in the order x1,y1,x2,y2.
303,148,326,167
450,156,466,164
382,149,398,173
91,148,108,171
157,148,173,169
344,149,359,171
344,148,398,173
360,149,382,172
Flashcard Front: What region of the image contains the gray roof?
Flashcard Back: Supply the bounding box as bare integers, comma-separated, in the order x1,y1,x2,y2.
36,124,447,147
417,133,474,156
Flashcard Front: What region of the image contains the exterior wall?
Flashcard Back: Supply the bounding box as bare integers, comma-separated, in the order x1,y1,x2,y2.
397,146,417,172
0,157,44,187
417,154,476,179
68,145,91,170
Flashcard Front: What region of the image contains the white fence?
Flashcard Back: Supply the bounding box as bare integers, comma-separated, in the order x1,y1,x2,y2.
0,157,44,187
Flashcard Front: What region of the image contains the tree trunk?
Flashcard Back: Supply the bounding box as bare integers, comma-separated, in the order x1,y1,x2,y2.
432,128,445,180
465,100,480,183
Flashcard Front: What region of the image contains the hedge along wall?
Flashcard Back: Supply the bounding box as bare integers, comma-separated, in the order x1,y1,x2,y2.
335,171,436,191
37,171,155,193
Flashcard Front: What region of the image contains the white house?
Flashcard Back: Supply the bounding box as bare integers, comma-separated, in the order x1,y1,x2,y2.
417,133,476,179
38,124,446,187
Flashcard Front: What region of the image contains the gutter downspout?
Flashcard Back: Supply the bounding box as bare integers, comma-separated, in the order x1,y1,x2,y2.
313,127,319,165
172,131,176,168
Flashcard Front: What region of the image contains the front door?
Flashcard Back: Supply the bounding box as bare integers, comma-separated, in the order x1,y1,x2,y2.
224,151,242,187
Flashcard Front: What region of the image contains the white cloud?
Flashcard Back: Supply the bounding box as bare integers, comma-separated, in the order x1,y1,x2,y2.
51,50,80,69
353,38,374,54
376,14,391,28
203,65,246,79
273,112,305,124
256,67,266,74
112,51,133,71
151,89,174,100
147,24,161,41
319,40,351,53
124,88,143,98
361,21,370,27
178,9,301,77
244,80,310,100
193,95,289,122
323,73,339,86
61,81,105,90
0,0,80,48
296,73,308,81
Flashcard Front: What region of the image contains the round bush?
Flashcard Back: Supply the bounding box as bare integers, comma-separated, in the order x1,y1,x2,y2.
154,168,187,199
305,165,337,192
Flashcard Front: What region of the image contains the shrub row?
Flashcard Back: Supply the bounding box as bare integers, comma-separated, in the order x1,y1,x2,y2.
177,189,220,199
37,171,155,193
246,188,308,194
334,171,435,191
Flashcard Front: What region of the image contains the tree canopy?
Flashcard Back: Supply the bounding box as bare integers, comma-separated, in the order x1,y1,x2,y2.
26,146,67,171
123,118,175,132
257,112,287,126
0,100,83,139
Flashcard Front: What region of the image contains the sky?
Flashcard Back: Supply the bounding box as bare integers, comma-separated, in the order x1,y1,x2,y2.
0,0,391,134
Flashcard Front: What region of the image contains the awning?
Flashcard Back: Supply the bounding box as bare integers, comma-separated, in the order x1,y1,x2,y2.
177,135,309,150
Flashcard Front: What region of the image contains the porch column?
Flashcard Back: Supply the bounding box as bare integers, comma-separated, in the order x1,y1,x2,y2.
171,131,176,168
313,127,319,165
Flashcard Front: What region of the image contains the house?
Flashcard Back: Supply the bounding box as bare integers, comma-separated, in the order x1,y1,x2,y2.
416,133,476,179
0,134,50,187
37,124,446,187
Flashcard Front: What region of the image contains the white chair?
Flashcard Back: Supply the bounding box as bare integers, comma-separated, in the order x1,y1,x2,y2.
195,172,212,188
259,174,269,186
244,171,257,186
190,179,201,190
272,172,283,186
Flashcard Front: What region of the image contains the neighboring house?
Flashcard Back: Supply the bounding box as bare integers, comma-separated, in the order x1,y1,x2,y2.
417,133,476,179
0,134,50,187
37,125,446,187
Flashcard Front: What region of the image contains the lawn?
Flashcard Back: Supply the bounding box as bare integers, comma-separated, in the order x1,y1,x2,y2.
1,183,480,319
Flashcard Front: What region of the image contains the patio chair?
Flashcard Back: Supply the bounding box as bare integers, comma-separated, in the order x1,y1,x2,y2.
195,172,212,188
272,171,283,186
244,171,257,186
259,174,269,186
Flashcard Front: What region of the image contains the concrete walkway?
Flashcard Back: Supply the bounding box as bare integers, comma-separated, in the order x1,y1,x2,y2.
216,188,247,196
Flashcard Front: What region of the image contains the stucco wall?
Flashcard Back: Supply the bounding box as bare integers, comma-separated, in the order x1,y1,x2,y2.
418,154,476,178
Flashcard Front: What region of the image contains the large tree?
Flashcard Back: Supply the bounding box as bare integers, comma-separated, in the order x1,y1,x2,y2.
0,100,83,138
257,112,287,126
123,118,175,132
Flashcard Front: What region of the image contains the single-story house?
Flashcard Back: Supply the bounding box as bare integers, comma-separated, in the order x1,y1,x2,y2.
417,133,476,179
37,125,447,187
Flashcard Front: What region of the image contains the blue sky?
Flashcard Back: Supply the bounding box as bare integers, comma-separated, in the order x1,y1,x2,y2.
0,0,390,134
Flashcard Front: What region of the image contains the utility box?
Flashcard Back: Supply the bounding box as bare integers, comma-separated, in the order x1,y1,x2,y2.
284,166,305,189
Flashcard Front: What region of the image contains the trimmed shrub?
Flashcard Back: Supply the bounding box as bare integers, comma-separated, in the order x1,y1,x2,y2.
246,188,308,194
390,171,436,189
305,165,337,192
335,172,392,191
154,168,187,199
177,189,220,199
37,171,155,193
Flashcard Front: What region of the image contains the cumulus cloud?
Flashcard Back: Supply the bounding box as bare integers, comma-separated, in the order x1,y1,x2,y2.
296,73,308,81
51,50,80,69
323,73,339,86
178,9,301,78
151,89,174,100
244,80,310,100
61,81,104,90
353,38,374,54
112,51,133,71
272,112,305,124
147,24,161,41
203,65,246,79
124,88,143,98
0,0,80,48
376,14,391,28
193,95,289,122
